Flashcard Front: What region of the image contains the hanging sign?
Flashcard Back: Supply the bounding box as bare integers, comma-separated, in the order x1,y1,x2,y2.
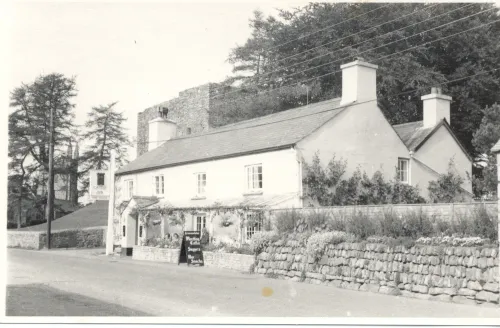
178,231,204,266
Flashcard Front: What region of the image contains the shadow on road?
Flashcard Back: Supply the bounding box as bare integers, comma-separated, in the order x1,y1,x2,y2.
6,284,152,316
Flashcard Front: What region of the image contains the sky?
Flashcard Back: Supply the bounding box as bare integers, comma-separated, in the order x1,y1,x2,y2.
4,1,301,160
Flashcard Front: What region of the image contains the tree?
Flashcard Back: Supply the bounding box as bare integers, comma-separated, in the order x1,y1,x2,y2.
9,73,77,225
471,103,500,198
222,3,500,157
80,102,131,194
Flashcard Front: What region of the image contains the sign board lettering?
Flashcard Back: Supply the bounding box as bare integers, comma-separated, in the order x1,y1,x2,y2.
178,231,204,266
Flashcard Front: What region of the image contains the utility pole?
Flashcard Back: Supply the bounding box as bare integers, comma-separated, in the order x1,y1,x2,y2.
46,99,55,249
106,150,116,255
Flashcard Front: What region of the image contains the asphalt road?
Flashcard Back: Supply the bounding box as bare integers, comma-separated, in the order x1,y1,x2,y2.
6,248,500,318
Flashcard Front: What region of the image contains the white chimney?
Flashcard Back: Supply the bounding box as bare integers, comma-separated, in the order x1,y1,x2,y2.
148,117,177,152
340,58,378,105
421,87,451,128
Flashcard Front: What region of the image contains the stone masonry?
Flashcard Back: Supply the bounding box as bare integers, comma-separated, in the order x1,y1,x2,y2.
255,240,499,307
136,83,216,157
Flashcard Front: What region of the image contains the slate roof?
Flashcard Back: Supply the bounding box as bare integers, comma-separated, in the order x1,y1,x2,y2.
393,119,472,161
491,139,500,153
18,200,109,232
117,98,346,175
392,121,435,151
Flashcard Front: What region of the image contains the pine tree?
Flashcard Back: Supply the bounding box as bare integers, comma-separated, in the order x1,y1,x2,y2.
80,102,131,193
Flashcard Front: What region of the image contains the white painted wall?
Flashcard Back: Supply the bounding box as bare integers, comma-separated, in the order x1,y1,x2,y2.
116,148,301,205
412,125,472,198
297,102,410,180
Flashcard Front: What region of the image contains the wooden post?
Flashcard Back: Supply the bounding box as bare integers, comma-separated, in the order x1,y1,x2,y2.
45,101,55,250
106,151,116,255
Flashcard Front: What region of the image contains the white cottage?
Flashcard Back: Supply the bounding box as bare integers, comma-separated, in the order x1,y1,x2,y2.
113,59,472,255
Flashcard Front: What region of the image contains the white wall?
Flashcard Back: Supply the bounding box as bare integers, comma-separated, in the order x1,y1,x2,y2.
117,148,301,204
297,102,410,180
412,125,472,198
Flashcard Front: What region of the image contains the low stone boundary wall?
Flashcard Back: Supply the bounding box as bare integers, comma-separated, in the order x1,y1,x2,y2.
203,251,255,272
132,246,255,272
7,231,44,250
255,241,499,306
7,226,107,250
132,246,180,263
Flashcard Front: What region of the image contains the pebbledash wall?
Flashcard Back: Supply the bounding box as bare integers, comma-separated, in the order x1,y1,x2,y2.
7,227,107,250
132,246,255,272
136,83,215,157
254,239,499,306
270,201,497,222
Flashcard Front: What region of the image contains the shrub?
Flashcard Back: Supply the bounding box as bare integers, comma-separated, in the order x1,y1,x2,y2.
305,210,331,231
471,204,498,241
379,209,404,238
345,211,378,239
366,235,415,248
306,231,355,261
250,231,279,254
274,210,301,234
401,210,433,238
428,159,467,203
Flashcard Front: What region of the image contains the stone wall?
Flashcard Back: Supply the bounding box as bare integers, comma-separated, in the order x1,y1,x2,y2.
7,227,107,250
271,201,497,223
255,240,499,306
136,83,215,157
7,231,44,249
203,251,255,272
132,246,180,263
132,246,254,272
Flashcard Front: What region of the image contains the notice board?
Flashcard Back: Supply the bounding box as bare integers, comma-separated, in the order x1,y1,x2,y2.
178,231,204,266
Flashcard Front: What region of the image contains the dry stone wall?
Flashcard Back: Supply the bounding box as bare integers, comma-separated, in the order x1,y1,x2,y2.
7,227,107,250
255,239,499,306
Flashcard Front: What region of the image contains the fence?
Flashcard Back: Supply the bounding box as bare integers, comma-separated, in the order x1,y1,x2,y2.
270,201,498,221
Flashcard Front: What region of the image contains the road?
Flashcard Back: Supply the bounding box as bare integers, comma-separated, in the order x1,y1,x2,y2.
6,248,500,318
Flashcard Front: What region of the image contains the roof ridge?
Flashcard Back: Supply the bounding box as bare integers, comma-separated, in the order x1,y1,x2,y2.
168,97,342,142
392,120,423,127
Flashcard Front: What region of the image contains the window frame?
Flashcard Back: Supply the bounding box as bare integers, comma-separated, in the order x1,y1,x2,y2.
195,172,207,196
245,213,263,241
124,179,134,199
97,173,105,186
196,215,207,232
154,174,165,196
245,164,263,192
398,158,410,184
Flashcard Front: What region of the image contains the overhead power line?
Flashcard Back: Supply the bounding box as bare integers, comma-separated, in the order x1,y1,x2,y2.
210,2,447,97
136,67,499,146
243,3,474,82
271,3,443,65
211,10,498,100
264,3,393,53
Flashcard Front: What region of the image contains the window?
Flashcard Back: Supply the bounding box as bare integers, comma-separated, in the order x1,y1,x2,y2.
139,226,143,238
246,213,263,240
97,173,105,186
196,215,206,232
122,225,126,237
245,164,263,191
125,180,134,199
154,175,164,195
398,158,409,183
196,173,206,195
